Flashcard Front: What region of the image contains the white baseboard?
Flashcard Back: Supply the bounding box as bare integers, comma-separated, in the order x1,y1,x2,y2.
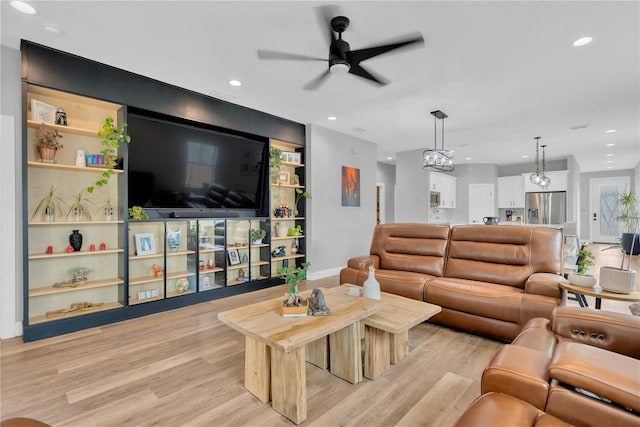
308,267,342,281
1,321,22,340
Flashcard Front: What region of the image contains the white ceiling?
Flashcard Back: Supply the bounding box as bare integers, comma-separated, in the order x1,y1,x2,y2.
2,1,639,172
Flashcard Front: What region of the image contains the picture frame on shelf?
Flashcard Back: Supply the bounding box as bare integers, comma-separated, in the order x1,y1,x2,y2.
283,151,301,164
200,274,212,290
278,171,290,184
31,99,57,124
228,248,240,265
135,233,156,256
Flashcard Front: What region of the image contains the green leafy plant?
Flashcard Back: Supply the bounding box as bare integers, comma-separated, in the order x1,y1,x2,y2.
294,188,311,215
287,225,303,236
128,206,149,220
66,189,94,220
31,185,66,221
36,124,63,150
270,147,283,181
576,249,594,275
617,189,639,233
250,228,266,242
277,261,310,295
87,116,131,193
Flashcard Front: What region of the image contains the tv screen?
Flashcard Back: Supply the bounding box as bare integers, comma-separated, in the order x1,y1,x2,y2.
127,112,268,213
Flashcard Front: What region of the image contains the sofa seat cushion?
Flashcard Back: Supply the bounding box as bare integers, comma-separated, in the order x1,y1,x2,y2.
373,269,435,301
426,277,522,323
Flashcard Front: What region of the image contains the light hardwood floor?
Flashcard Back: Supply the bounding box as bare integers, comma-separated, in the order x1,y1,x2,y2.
1,276,503,427
2,245,636,426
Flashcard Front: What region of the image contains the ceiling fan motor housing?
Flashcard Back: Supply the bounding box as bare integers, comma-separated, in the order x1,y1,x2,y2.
329,38,351,71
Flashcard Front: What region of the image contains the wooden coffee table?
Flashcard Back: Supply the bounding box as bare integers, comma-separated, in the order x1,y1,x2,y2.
340,284,442,379
217,287,383,424
560,281,640,309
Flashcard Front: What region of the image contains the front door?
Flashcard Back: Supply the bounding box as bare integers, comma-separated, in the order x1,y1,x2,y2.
589,176,630,243
468,184,495,224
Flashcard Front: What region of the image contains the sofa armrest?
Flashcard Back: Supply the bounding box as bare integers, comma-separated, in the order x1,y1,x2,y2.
347,255,380,271
551,306,640,359
525,273,565,299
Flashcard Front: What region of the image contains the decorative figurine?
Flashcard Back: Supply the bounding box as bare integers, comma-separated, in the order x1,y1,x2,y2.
55,108,67,126
46,245,53,254
99,242,106,250
152,263,162,278
207,259,214,270
89,244,96,252
65,245,74,253
308,288,331,316
199,260,205,271
272,245,286,257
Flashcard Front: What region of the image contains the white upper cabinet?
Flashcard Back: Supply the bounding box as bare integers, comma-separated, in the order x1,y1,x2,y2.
497,176,525,208
429,172,457,208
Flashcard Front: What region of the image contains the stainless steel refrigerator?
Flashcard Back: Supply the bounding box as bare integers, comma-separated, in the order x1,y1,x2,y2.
525,191,567,225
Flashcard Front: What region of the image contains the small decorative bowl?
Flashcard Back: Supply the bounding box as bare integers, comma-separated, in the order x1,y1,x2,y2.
175,278,189,294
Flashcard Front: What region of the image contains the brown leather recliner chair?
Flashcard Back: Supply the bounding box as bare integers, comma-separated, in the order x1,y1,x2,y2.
481,306,640,427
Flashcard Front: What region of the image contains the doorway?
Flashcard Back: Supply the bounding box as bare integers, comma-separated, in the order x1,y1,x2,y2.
468,184,495,224
589,176,630,243
376,183,385,224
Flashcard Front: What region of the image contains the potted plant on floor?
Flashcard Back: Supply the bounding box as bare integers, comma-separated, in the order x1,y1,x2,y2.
278,262,310,316
567,249,597,287
600,215,638,294
617,189,639,255
36,123,63,163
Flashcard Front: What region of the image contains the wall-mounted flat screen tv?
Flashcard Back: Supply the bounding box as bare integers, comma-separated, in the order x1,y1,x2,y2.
127,111,268,215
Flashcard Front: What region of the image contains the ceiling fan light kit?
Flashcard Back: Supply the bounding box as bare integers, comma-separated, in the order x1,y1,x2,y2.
529,137,551,188
257,7,424,90
423,110,455,172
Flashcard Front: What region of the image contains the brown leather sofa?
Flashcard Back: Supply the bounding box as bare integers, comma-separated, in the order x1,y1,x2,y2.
340,223,566,340
481,306,640,427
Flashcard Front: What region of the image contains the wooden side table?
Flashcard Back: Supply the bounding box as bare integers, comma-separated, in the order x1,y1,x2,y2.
559,281,640,310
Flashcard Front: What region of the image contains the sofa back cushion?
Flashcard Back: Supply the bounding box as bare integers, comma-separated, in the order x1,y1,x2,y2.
445,225,563,288
370,223,450,276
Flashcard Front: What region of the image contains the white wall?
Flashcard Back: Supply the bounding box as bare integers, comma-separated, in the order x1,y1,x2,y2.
376,162,395,223
395,149,429,223
306,124,378,279
1,44,22,338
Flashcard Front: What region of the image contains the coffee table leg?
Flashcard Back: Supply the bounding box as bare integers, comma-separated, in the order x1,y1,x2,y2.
329,322,362,384
390,330,409,364
244,336,271,403
364,325,390,380
271,346,307,424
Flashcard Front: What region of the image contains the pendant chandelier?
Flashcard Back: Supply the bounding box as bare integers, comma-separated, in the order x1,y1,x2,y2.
529,137,551,188
423,110,455,172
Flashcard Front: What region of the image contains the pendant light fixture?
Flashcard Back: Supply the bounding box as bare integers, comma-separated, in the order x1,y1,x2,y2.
423,110,455,172
540,144,551,188
529,137,543,185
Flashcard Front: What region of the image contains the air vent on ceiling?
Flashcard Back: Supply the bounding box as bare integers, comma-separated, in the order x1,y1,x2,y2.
352,127,366,133
571,124,589,130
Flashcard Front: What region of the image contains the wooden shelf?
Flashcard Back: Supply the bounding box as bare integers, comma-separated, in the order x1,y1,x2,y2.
27,119,100,137
199,268,224,273
166,289,196,299
271,183,304,189
227,275,269,286
129,295,163,306
167,249,195,257
129,252,164,260
272,235,305,241
29,302,123,325
227,263,249,271
29,278,124,297
270,217,304,221
129,271,195,286
282,161,305,168
271,254,305,261
199,247,224,254
29,248,123,260
27,160,124,174
29,220,124,226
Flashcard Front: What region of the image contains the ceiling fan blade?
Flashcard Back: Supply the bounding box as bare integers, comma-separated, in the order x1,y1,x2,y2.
348,33,425,64
303,68,331,91
316,4,339,45
348,64,388,86
257,50,327,62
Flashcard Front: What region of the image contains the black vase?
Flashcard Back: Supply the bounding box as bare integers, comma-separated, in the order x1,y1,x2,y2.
69,229,83,252
621,232,640,255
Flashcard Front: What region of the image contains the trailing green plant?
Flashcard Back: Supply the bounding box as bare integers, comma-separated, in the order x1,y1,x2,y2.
294,188,311,215
270,147,283,180
36,124,63,150
87,116,131,193
31,185,66,221
576,249,594,275
287,225,303,236
128,206,149,220
250,228,266,242
277,261,310,295
66,189,94,220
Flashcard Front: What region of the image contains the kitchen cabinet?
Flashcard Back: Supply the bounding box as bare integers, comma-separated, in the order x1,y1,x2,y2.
497,176,525,208
522,170,568,193
429,172,457,208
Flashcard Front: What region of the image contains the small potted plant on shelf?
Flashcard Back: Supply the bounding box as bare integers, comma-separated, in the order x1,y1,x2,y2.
66,188,93,221
128,205,149,220
287,224,303,237
87,116,131,193
250,228,266,244
31,185,66,222
567,249,597,288
36,123,63,163
294,188,311,216
270,147,283,184
278,262,311,317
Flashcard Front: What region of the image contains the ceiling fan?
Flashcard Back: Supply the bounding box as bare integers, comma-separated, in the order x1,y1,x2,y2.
257,6,425,90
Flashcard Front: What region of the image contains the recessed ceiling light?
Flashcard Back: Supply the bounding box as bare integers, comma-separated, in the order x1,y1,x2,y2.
465,157,472,161
327,116,337,121
522,155,529,158
10,1,36,14
43,24,63,35
606,160,614,164
573,36,593,47
606,143,616,147
606,166,613,169
605,129,616,133
228,80,242,87
386,157,393,160
605,153,614,157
